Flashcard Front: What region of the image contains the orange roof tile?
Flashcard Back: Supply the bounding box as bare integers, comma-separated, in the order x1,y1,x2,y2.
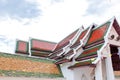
87,22,110,45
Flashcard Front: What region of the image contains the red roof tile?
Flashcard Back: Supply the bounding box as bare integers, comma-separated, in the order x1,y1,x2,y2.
54,29,79,51
76,44,103,61
31,39,56,52
87,22,110,45
15,40,28,54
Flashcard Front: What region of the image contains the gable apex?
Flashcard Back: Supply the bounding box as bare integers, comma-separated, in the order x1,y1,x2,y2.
112,18,120,36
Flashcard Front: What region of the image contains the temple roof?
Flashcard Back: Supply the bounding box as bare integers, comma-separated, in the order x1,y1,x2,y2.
75,44,103,61
15,17,120,65
15,40,29,54
49,29,79,59
70,28,89,48
64,49,74,57
86,22,111,46
54,29,79,51
31,38,57,52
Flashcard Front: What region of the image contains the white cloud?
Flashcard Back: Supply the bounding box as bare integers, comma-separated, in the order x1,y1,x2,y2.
34,0,88,41
0,0,120,53
0,35,16,53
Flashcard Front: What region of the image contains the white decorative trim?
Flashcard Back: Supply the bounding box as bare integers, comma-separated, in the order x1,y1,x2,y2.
69,26,84,45
57,44,71,56
66,49,76,60
56,27,82,57
104,17,115,39
92,41,108,64
82,24,93,45
14,39,18,53
57,48,65,56
69,25,94,60
63,48,71,55
28,37,32,57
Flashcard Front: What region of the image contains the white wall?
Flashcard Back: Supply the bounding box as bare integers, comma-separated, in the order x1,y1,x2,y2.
108,26,120,46
60,62,94,80
73,66,93,80
102,44,115,80
60,62,74,80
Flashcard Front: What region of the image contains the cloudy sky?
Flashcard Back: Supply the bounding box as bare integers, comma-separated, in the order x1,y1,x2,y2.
0,0,120,53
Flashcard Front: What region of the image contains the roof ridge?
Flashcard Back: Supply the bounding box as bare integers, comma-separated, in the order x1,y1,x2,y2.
30,37,57,44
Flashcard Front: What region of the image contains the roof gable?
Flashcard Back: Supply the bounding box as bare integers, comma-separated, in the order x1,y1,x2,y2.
113,19,120,36
31,38,56,52
54,29,79,51
86,22,110,45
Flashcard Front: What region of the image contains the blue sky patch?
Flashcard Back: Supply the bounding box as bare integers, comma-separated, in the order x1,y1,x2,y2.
85,0,111,16
0,0,41,19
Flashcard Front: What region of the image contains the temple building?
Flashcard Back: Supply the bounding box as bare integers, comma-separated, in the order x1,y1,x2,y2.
15,17,120,80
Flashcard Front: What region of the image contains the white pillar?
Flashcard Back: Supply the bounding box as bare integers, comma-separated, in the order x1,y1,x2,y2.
105,57,115,80
95,60,103,80
60,63,74,80
28,37,32,56
105,45,115,80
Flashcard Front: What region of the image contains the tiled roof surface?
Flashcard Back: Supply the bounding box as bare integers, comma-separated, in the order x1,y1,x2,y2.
55,58,70,64
76,44,103,61
31,50,49,57
71,28,89,48
15,40,28,54
64,49,74,57
49,49,64,57
86,22,110,45
68,60,95,69
31,39,57,52
54,29,79,51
